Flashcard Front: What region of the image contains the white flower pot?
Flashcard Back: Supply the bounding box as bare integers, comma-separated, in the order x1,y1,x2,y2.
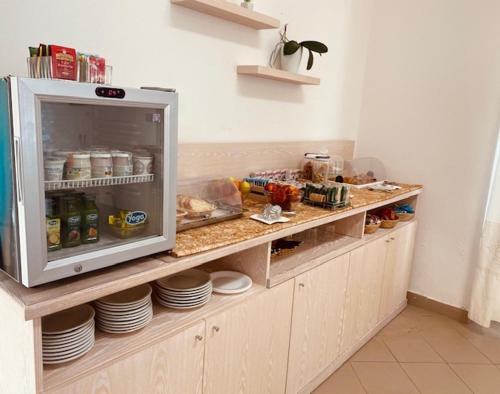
279,47,303,73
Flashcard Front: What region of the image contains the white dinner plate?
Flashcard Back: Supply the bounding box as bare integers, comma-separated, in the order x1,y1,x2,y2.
155,293,211,305
156,269,211,292
156,292,212,302
155,285,212,298
94,297,151,312
97,313,152,327
43,334,94,355
96,284,152,306
96,305,152,321
42,304,95,335
42,323,95,347
210,271,253,295
97,316,152,334
42,321,94,343
155,295,211,310
43,339,95,364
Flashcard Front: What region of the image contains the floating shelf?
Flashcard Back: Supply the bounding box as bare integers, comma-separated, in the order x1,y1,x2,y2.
44,174,154,191
237,65,321,85
171,0,280,30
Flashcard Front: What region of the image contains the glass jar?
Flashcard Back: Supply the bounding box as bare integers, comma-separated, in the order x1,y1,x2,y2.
90,151,113,178
65,152,91,180
112,151,133,177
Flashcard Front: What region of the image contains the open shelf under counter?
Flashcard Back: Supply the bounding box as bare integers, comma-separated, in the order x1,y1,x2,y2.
363,218,417,243
42,283,266,391
44,174,154,191
171,0,280,29
268,230,364,288
237,65,321,85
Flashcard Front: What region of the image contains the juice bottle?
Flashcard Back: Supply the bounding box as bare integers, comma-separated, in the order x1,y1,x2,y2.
82,195,99,244
45,197,62,251
61,196,82,248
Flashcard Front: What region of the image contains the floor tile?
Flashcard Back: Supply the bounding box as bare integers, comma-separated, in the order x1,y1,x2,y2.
351,362,419,394
424,335,491,363
463,335,500,363
401,363,471,393
313,363,366,394
351,338,395,362
450,364,500,394
377,315,419,337
382,335,443,362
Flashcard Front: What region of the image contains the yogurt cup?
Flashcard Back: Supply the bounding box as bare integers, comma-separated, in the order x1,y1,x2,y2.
112,151,133,177
133,153,153,175
90,151,113,178
44,157,66,181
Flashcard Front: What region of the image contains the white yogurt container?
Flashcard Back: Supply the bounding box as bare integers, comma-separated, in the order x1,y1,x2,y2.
44,157,66,181
133,152,154,175
112,151,133,176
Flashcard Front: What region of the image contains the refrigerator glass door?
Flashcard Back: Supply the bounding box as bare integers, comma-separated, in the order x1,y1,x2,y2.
14,78,177,286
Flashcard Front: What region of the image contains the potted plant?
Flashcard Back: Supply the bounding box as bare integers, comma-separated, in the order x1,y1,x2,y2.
269,25,328,73
241,0,254,11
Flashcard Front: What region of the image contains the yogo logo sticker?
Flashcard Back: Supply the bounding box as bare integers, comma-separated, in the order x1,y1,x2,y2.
125,211,147,226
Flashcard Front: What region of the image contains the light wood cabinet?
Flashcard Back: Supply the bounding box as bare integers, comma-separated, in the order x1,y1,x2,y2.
379,222,417,321
286,254,350,394
48,321,206,394
341,235,387,353
203,280,294,394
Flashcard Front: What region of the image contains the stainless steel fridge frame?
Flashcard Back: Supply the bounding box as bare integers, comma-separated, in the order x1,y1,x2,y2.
1,77,178,287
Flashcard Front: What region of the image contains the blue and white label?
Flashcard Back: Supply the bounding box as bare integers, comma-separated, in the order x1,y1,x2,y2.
125,211,147,226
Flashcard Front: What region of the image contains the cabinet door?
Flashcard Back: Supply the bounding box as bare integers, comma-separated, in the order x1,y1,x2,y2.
341,236,387,353
203,280,294,394
49,321,205,394
286,254,350,394
379,222,418,320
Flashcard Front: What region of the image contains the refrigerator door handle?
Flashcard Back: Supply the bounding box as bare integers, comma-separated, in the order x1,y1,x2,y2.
14,137,24,204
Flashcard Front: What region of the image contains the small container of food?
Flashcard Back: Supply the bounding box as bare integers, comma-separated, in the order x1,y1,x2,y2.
65,152,91,180
90,151,113,178
364,214,382,234
133,152,154,175
44,157,66,181
112,151,133,177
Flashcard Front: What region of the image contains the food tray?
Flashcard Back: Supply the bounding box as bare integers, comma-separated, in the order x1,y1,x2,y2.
177,203,243,232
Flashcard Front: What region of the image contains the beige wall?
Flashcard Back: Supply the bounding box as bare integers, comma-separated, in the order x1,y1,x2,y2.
0,0,371,144
355,0,500,308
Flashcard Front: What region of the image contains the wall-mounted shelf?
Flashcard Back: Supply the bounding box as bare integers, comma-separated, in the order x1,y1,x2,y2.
171,0,280,30
237,65,321,85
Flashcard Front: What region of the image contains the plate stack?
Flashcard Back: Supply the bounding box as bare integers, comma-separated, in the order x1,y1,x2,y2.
155,269,212,309
210,271,253,295
94,284,153,334
42,304,95,365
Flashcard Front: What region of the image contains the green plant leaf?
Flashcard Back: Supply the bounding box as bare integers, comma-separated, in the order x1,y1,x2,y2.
300,41,328,54
283,40,301,55
306,49,314,70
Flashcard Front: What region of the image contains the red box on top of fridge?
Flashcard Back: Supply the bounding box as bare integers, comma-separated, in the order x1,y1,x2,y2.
49,45,77,81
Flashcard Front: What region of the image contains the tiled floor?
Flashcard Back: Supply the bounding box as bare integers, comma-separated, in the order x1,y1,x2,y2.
314,305,500,393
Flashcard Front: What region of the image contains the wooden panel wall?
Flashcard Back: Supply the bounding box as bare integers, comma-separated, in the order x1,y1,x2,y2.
178,140,355,179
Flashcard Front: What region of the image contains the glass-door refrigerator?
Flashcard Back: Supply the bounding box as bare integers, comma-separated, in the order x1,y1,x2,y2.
0,77,177,287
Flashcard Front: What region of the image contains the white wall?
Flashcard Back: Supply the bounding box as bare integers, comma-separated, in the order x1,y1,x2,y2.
0,0,371,143
355,0,500,308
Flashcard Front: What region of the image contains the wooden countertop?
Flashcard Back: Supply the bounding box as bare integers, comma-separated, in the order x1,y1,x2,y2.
0,184,422,320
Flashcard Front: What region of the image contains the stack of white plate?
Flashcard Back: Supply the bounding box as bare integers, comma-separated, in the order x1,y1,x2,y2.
42,304,95,365
94,284,153,334
155,269,212,309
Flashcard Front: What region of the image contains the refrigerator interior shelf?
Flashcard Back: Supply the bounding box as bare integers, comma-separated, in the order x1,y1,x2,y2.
44,174,155,191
